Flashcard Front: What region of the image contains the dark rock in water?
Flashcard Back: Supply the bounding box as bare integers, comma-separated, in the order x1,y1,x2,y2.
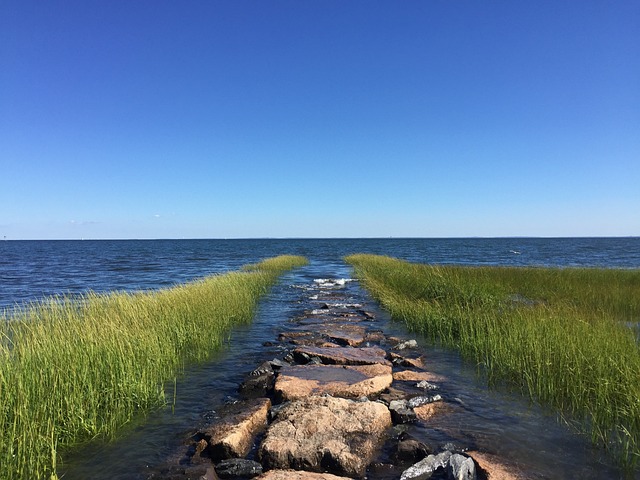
357,309,375,319
379,387,409,405
393,433,430,464
147,465,218,480
269,358,288,369
238,371,275,399
388,400,417,424
215,458,262,479
251,362,274,377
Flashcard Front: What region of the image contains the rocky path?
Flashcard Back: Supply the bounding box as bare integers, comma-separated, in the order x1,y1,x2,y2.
148,277,524,480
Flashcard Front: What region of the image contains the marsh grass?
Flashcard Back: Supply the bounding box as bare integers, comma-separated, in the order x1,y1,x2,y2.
0,255,307,479
346,254,640,469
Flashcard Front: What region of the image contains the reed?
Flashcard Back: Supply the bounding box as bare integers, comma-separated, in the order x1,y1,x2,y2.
0,255,307,480
346,254,640,469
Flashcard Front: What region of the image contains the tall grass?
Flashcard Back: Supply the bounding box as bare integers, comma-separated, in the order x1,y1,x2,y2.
346,254,640,469
0,255,307,480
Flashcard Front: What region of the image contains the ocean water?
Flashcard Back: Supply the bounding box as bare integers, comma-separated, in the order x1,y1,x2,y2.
2,238,639,479
1,237,639,310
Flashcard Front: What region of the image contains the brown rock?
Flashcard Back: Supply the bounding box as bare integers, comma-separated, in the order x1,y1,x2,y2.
378,386,409,404
259,396,391,478
256,471,352,480
321,324,366,347
466,451,527,479
275,364,393,401
393,370,445,382
413,402,452,421
294,346,391,366
202,398,271,461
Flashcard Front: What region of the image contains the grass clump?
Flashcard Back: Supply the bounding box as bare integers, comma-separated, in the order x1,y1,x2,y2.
0,255,307,480
346,254,640,469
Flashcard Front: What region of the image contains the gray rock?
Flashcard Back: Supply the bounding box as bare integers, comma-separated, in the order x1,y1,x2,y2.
416,380,438,390
400,451,452,480
408,394,443,408
394,339,418,350
269,358,288,369
215,458,262,479
389,400,417,424
448,453,476,480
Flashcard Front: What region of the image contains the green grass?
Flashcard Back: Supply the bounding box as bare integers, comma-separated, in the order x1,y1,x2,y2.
0,255,307,480
346,254,640,469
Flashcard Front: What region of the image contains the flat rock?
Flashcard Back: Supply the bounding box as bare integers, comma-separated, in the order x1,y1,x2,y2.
202,398,271,461
466,451,526,480
414,402,452,421
320,324,367,347
256,471,353,480
393,370,445,382
294,346,391,366
275,363,393,401
259,396,392,478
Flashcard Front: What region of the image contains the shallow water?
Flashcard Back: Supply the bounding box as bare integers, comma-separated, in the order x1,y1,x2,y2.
2,238,639,478
59,260,633,479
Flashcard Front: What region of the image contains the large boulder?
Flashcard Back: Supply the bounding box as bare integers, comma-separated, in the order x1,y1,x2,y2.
259,396,392,478
274,363,393,401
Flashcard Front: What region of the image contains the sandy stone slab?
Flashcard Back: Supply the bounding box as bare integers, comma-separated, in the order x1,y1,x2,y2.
413,402,453,421
466,451,527,479
259,396,392,478
321,324,367,346
393,370,446,382
275,364,393,400
256,470,354,480
203,397,271,461
294,346,392,366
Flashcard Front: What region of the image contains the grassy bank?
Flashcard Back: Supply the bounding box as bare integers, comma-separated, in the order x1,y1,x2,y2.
346,254,640,468
0,255,307,479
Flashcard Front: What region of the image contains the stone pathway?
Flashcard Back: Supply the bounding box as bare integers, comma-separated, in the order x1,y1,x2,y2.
148,277,525,480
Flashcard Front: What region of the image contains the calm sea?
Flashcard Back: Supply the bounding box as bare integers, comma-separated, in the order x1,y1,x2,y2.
3,237,640,479
1,237,639,310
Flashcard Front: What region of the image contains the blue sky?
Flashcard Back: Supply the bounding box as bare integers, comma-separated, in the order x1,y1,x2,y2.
1,1,638,239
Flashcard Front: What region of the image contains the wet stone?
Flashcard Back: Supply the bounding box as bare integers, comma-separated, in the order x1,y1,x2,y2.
215,458,263,479
393,370,446,383
274,363,393,401
293,345,392,366
201,398,271,462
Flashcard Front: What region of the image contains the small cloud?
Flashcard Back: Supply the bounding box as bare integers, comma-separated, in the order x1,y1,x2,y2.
154,214,161,218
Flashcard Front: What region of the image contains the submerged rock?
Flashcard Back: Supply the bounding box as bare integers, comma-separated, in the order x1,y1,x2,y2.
215,458,262,479
259,395,391,478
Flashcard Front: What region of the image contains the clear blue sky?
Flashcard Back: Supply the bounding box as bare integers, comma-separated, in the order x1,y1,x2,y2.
1,1,638,239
